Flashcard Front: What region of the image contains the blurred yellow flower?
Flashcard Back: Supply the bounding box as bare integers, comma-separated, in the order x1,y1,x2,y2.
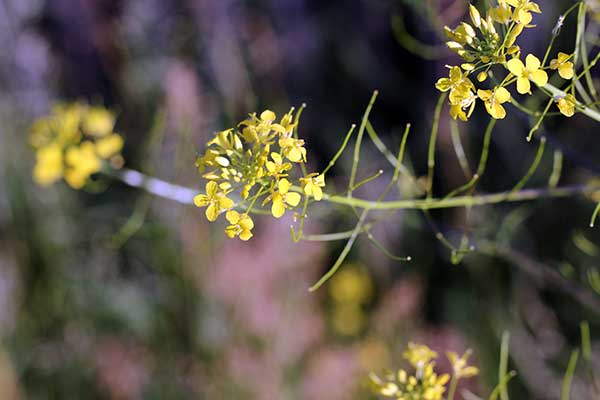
83,106,115,137
506,54,548,94
32,144,64,186
447,350,479,378
478,87,511,119
279,137,306,162
224,210,254,241
550,52,574,79
193,181,234,222
95,134,124,158
403,343,438,369
64,141,102,189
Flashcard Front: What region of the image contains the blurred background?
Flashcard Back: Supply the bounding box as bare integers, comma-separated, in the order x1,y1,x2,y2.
1,0,599,398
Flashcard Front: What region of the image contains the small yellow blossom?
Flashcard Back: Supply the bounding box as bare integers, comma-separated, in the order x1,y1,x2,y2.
270,178,301,218
507,54,548,94
447,350,479,378
193,181,234,222
64,141,102,189
279,137,306,162
550,52,574,79
435,66,475,105
556,94,577,117
300,173,325,201
33,144,64,186
265,152,292,178
83,106,115,137
505,0,541,25
478,87,511,119
95,134,124,158
224,210,254,241
403,343,438,369
489,1,513,24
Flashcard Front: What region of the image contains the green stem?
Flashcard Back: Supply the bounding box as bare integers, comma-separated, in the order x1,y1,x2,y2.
427,93,447,198
322,124,356,176
590,202,600,228
510,137,546,193
560,350,579,400
348,91,379,199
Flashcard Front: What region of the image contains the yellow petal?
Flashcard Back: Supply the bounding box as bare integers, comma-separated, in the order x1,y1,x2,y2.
95,134,124,158
193,194,210,207
260,110,276,122
525,54,541,71
286,147,302,162
278,178,290,194
435,78,452,92
285,192,301,207
64,169,87,189
516,77,531,94
219,195,234,210
205,181,218,196
530,69,548,87
495,87,511,103
313,185,323,201
239,216,254,230
506,58,525,76
225,225,238,238
271,199,286,218
225,210,240,224
477,89,492,101
517,9,533,25
239,229,253,241
205,204,219,222
558,63,573,79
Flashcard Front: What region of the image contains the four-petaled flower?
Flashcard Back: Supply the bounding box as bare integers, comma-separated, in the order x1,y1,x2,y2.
194,181,234,222
478,87,511,119
265,152,292,178
556,93,576,117
505,0,541,25
447,350,479,379
279,137,307,163
506,54,548,94
550,52,574,80
270,178,301,218
224,210,254,241
435,66,475,105
300,173,325,201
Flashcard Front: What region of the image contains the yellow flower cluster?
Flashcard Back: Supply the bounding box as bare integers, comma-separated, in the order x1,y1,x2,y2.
30,103,124,189
370,343,479,400
436,1,576,120
194,108,325,240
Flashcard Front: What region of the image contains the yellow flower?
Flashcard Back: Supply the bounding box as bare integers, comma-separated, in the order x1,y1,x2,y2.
95,134,124,158
33,144,64,186
435,66,475,105
299,173,325,200
224,210,254,241
265,152,292,178
505,0,541,25
64,141,102,189
477,87,511,119
447,350,479,378
507,54,548,94
239,110,280,143
279,137,306,162
550,52,574,79
83,106,115,137
270,178,301,218
444,23,476,46
193,181,234,222
556,94,576,117
489,2,513,24
403,343,438,369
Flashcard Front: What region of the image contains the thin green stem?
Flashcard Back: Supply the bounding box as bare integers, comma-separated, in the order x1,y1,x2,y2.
499,331,510,400
445,118,496,199
446,376,458,400
322,124,356,176
527,99,553,142
350,169,384,191
427,93,447,198
366,120,417,185
450,119,472,180
590,202,600,228
309,210,368,292
510,136,546,193
560,350,579,400
549,150,563,188
366,231,411,261
348,91,379,199
379,123,411,200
